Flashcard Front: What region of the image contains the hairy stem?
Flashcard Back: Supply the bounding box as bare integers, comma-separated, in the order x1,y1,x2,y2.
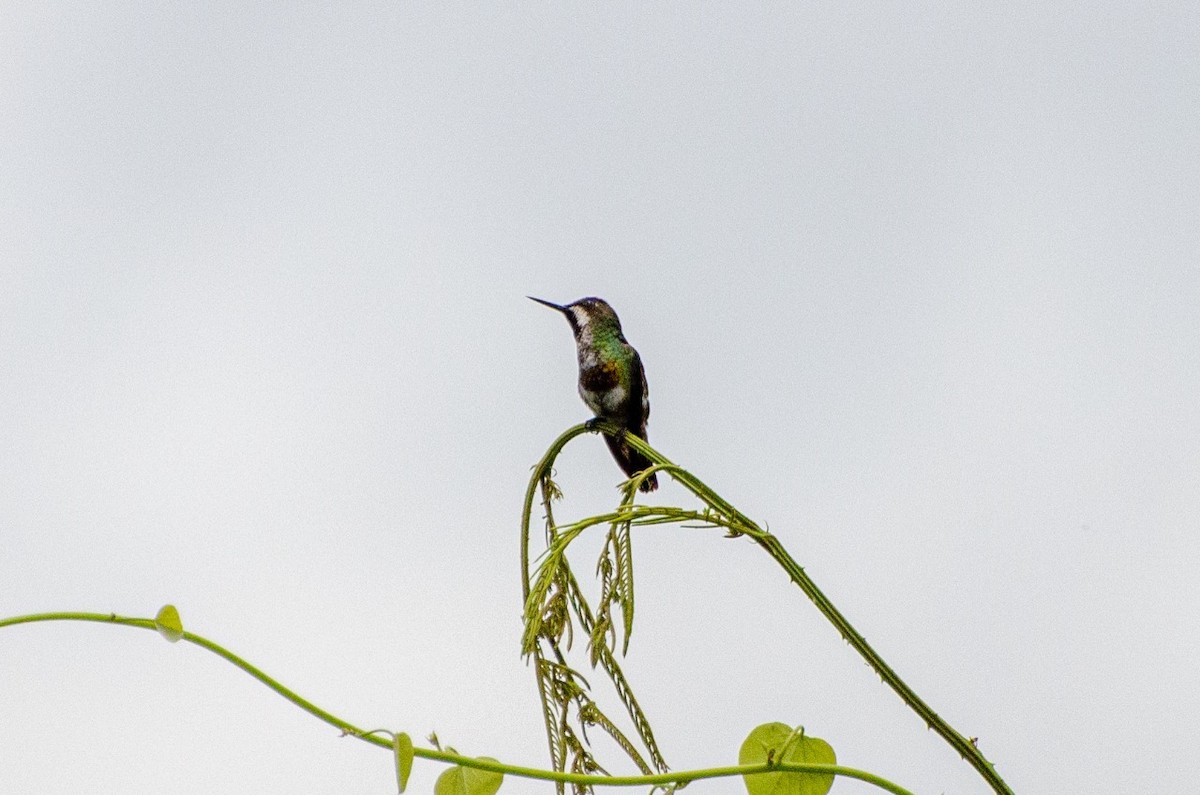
587,420,1015,795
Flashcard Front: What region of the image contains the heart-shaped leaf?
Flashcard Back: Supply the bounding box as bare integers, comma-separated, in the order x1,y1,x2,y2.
434,758,503,795
740,722,836,795
394,732,414,792
154,604,184,643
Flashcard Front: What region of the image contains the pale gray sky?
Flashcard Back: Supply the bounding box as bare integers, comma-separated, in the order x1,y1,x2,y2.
2,4,1197,794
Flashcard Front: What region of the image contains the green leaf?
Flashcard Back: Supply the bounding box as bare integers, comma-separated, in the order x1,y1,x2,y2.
739,722,836,795
434,759,503,795
614,521,635,655
153,604,184,643
393,732,413,793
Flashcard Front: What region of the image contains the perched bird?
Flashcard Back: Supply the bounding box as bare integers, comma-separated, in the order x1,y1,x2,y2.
529,296,658,492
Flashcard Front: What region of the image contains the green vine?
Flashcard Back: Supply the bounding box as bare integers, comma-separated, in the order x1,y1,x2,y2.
0,610,912,793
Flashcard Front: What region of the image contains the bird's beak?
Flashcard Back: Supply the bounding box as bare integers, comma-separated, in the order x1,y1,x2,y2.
528,296,568,314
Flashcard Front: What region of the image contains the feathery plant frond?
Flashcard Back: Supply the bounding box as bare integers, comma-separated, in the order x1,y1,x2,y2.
521,425,676,786
520,421,1015,795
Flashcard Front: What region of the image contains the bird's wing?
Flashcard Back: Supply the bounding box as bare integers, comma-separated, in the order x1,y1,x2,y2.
629,348,650,433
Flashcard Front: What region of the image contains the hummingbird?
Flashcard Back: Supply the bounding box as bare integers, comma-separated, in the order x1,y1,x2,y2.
529,296,659,492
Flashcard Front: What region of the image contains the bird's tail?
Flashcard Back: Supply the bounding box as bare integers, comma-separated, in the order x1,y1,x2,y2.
604,433,659,492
